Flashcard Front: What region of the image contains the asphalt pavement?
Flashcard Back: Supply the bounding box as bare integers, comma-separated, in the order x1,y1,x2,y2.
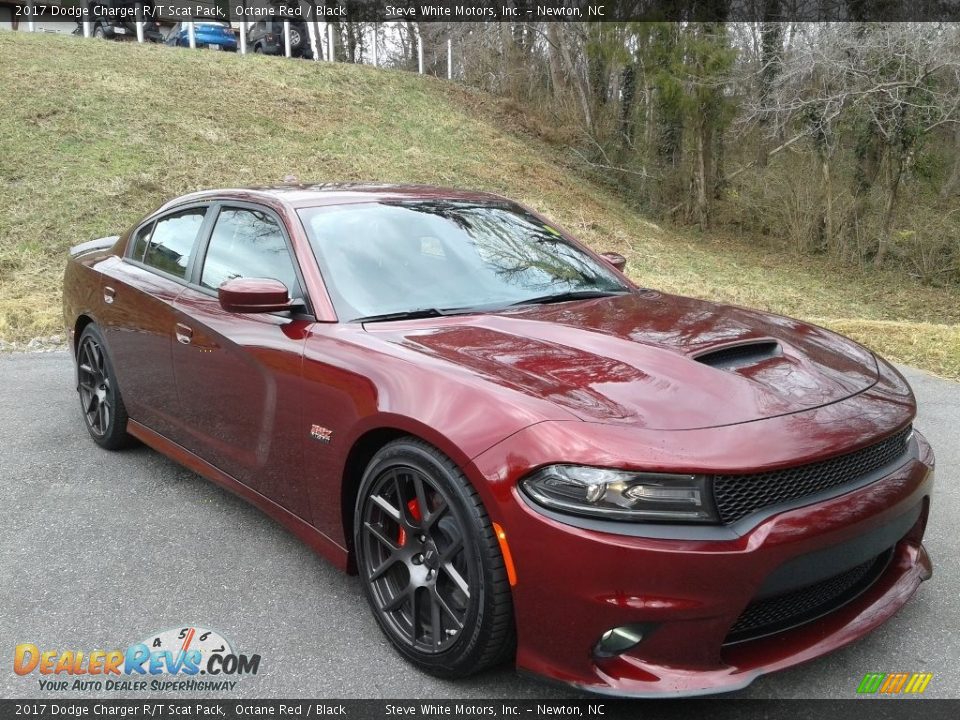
0,351,956,699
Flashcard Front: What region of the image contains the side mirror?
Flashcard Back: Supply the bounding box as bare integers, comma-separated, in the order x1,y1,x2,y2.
218,277,294,314
600,252,627,272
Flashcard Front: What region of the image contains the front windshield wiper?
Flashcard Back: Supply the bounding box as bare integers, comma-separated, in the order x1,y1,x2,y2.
509,289,630,307
354,307,479,323
356,290,630,322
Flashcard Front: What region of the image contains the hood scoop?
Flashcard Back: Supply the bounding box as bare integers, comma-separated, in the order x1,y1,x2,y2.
694,340,781,370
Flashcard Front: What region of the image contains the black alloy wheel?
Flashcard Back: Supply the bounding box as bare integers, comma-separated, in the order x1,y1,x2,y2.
355,439,515,677
76,325,132,450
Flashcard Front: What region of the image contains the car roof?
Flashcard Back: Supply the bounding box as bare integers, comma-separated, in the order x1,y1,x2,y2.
157,183,510,214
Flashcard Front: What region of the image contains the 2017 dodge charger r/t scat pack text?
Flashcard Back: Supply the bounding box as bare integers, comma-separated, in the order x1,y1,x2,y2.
63,184,934,696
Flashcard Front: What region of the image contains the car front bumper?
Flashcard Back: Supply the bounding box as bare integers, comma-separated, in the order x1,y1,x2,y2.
472,425,934,697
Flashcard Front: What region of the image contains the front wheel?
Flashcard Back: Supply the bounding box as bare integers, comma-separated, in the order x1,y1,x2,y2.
76,324,133,450
354,438,515,678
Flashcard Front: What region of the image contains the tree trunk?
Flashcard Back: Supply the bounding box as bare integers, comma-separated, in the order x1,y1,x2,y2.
714,127,725,199
619,64,636,147
849,123,882,251
756,10,783,167
310,10,323,61
404,22,417,70
875,152,905,269
345,22,358,63
822,154,833,252
695,118,713,229
499,23,512,92
548,25,592,131
939,124,960,201
587,26,608,107
546,24,566,97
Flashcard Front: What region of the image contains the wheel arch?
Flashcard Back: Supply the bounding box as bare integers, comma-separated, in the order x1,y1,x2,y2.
338,421,479,574
73,314,96,358
340,427,405,572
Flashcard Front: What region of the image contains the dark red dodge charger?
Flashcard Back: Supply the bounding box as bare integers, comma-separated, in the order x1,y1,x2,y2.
63,184,934,696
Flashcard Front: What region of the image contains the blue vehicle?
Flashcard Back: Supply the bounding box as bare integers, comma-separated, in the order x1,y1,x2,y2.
166,21,238,51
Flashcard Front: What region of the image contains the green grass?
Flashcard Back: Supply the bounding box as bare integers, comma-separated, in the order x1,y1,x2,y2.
1,32,958,379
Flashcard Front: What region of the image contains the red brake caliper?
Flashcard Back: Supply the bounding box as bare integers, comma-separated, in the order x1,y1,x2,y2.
397,499,422,546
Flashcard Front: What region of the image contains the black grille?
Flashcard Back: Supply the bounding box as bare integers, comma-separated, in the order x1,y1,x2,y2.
725,552,890,644
713,425,913,524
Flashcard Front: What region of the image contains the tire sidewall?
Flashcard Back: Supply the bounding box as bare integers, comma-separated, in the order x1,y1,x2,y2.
77,324,126,448
353,441,494,675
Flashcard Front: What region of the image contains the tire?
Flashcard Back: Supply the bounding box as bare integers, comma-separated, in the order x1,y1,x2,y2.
354,438,515,678
93,26,105,39
76,324,133,450
254,45,264,54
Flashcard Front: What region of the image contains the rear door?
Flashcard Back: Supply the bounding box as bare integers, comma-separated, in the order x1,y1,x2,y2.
98,205,210,440
170,202,314,520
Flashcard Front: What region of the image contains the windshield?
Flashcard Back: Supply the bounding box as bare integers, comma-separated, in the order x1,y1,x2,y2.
298,200,629,322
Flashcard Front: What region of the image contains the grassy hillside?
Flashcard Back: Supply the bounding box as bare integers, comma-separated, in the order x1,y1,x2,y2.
1,31,958,379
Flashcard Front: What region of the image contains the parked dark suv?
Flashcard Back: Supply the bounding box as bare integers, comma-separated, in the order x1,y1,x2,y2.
247,20,314,59
73,0,164,43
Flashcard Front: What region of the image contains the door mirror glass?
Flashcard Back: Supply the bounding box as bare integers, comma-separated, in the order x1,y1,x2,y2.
218,278,292,314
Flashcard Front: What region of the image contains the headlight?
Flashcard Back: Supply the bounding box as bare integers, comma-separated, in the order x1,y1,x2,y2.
520,465,718,523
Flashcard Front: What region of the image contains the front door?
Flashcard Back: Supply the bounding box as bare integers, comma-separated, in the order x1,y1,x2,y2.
171,204,313,520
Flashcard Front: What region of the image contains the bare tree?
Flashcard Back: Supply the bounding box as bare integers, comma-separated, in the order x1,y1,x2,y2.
751,23,960,266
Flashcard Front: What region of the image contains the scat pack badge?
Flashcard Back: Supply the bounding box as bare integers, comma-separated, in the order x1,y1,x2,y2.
13,626,260,692
310,424,333,443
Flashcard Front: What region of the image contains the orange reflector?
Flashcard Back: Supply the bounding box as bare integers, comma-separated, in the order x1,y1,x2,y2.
492,522,517,587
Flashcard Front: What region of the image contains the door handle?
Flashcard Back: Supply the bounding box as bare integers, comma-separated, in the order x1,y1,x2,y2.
103,286,116,304
175,323,194,345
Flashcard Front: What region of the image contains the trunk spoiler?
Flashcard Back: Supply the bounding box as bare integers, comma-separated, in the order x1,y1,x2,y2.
69,236,119,258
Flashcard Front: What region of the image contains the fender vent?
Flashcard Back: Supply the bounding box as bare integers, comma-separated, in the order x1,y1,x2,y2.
694,341,780,369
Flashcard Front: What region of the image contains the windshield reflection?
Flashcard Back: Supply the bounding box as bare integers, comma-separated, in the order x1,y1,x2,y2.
298,200,628,321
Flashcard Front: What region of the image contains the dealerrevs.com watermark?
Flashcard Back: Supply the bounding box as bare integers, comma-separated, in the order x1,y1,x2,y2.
13,627,260,693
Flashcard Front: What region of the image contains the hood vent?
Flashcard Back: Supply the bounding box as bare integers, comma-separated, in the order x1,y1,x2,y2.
694,340,781,370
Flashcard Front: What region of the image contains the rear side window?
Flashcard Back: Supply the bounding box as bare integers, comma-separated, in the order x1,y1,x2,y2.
130,222,154,261
142,208,206,279
200,208,303,298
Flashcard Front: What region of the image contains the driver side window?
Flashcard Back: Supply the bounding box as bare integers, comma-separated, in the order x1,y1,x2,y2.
200,207,304,299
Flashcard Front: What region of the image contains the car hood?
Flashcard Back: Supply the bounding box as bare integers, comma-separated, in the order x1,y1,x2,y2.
364,292,879,430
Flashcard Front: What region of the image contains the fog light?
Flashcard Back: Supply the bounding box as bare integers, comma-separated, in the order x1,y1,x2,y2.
593,624,652,658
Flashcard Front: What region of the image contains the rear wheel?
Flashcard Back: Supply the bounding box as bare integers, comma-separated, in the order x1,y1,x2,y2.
354,438,515,678
76,324,133,450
